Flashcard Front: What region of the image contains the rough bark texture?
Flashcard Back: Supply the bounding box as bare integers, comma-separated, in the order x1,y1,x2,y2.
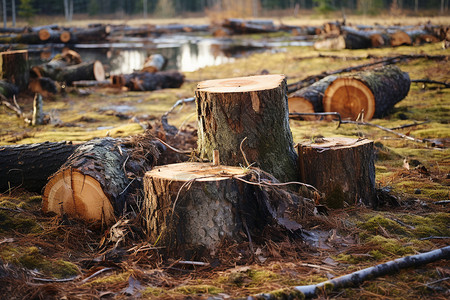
143,162,255,256
0,141,78,193
112,71,184,91
0,50,29,91
314,32,371,50
297,137,376,208
288,75,337,114
195,74,298,183
31,60,105,85
43,137,159,224
323,65,410,120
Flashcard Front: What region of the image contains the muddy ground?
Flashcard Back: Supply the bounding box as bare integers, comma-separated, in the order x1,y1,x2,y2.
0,24,449,299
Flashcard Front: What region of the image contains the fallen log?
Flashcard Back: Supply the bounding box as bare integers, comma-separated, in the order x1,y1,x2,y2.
222,18,277,35
288,75,337,115
112,71,184,91
0,141,79,193
314,31,371,50
195,74,298,182
0,50,29,91
323,65,410,120
0,80,19,99
0,32,48,44
28,77,58,98
297,137,376,208
65,25,111,44
251,245,450,299
32,60,105,85
141,54,166,73
43,136,160,224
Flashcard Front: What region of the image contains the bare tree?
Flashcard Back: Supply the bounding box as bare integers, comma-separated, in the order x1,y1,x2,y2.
64,0,73,22
2,0,6,28
12,0,15,27
143,0,148,18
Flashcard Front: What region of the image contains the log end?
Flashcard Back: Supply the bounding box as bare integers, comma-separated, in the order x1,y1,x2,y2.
38,29,51,41
288,97,315,120
60,31,71,43
93,61,106,81
43,169,115,224
323,77,375,120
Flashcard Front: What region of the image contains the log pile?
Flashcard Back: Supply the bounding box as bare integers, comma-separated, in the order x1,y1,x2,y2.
288,65,411,121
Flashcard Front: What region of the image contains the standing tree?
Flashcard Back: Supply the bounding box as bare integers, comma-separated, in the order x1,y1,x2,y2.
19,0,35,22
155,0,175,17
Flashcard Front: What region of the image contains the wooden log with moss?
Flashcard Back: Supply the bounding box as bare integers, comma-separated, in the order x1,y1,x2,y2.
288,75,337,115
195,74,298,183
111,71,184,91
0,141,79,193
0,50,29,91
323,65,410,120
43,137,160,225
297,137,376,208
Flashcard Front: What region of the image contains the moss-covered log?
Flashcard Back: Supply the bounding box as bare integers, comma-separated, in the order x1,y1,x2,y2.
195,74,298,182
0,141,78,193
0,50,29,91
323,65,410,120
43,137,159,224
288,75,337,115
298,137,376,208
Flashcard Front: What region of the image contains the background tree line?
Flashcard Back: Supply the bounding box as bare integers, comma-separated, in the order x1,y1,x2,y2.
0,0,448,23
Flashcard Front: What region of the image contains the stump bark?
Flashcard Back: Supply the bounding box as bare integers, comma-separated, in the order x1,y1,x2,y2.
43,137,159,224
143,162,253,255
297,137,376,208
323,65,410,120
0,50,29,91
0,141,78,193
288,75,337,114
195,74,298,182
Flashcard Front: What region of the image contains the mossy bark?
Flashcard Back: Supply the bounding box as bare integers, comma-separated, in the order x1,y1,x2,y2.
196,75,298,183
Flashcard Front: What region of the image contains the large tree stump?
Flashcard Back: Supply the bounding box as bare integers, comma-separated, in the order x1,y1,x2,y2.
143,162,254,255
0,141,78,193
323,65,410,120
195,74,298,182
43,137,159,224
0,50,29,91
297,137,376,208
288,75,337,114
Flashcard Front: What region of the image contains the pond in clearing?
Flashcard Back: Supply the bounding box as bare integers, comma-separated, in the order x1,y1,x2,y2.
26,34,314,75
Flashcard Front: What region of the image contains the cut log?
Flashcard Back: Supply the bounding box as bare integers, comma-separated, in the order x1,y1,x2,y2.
0,141,78,193
141,54,166,73
66,26,111,43
0,50,29,91
32,60,105,85
222,18,277,34
143,162,251,254
323,65,410,120
390,30,412,46
297,137,376,208
195,74,298,182
314,31,371,50
0,80,19,99
28,77,58,97
111,71,184,91
288,75,337,115
43,137,160,224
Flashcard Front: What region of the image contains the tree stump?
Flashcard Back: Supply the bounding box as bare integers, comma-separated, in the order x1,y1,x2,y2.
297,137,376,208
144,162,257,255
43,137,159,224
0,50,29,91
288,75,337,114
195,74,298,182
323,65,410,120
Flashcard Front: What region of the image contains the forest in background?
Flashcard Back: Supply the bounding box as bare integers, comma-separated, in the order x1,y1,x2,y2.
1,0,449,25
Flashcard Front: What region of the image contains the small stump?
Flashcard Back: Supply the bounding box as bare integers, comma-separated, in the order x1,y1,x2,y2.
143,162,253,255
298,137,376,208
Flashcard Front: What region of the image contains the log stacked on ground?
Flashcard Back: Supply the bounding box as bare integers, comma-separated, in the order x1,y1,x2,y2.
195,74,298,182
43,137,159,224
0,50,29,91
111,71,184,91
298,137,376,208
0,141,78,193
323,65,410,120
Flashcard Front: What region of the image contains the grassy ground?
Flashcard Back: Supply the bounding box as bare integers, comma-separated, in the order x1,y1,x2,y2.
0,22,449,299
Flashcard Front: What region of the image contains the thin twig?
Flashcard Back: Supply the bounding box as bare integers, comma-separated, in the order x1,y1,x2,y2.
162,97,195,118
341,120,425,143
81,267,114,283
411,79,450,88
33,275,79,283
240,137,250,168
155,137,192,154
389,120,430,130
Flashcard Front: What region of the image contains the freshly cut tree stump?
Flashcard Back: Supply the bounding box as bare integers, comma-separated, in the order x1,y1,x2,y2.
323,65,410,120
43,137,159,224
143,162,253,254
196,74,298,182
0,141,78,193
288,75,337,114
0,50,29,91
297,137,376,208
